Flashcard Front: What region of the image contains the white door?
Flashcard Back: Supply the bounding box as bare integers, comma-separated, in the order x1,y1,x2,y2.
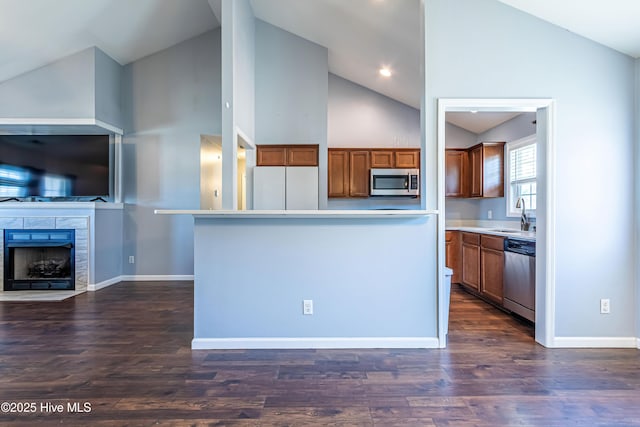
286,167,318,210
253,167,285,210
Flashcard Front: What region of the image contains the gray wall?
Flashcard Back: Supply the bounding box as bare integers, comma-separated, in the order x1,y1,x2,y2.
95,48,123,129
255,19,329,207
94,208,123,283
445,113,536,221
328,73,420,148
636,58,640,338
428,0,636,338
194,216,437,340
121,29,222,276
0,47,96,119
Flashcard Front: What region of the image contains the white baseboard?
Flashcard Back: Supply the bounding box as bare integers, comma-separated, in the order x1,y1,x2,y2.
87,276,122,291
87,275,194,291
553,336,638,348
191,337,440,350
637,338,640,349
119,275,194,282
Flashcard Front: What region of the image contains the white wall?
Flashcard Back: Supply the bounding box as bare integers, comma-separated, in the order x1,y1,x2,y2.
428,0,636,339
636,58,640,341
328,74,420,148
121,30,222,276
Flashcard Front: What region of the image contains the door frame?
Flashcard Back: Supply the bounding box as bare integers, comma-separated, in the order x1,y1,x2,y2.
437,98,556,348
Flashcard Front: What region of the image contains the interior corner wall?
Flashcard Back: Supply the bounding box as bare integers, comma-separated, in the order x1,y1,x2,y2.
255,19,329,207
0,47,96,119
94,48,124,129
428,0,636,339
121,29,222,276
636,57,640,340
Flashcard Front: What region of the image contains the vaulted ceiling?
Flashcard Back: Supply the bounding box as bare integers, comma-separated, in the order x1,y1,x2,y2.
1,0,638,117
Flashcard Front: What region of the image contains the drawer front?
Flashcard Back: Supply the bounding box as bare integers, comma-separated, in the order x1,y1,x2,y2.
462,232,480,245
481,234,504,251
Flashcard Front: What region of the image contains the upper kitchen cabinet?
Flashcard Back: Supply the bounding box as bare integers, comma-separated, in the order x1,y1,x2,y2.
370,149,420,169
256,145,319,166
445,149,468,197
446,142,504,198
470,142,505,198
328,149,370,198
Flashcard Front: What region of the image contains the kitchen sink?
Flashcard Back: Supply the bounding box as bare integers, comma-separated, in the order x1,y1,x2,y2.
489,228,522,233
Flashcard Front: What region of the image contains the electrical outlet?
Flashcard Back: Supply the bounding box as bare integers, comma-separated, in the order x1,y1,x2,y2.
488,210,493,219
129,255,135,264
303,299,313,315
600,298,610,314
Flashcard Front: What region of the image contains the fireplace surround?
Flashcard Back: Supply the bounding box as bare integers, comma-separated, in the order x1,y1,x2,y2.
4,229,75,290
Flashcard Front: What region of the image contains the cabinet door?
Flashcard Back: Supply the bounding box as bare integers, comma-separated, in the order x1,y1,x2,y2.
395,150,419,168
481,143,505,198
287,145,319,166
481,247,504,303
469,146,483,197
445,150,467,197
370,151,394,168
328,150,349,198
253,167,286,209
349,151,370,197
462,242,480,292
257,146,287,166
445,231,461,284
286,167,318,210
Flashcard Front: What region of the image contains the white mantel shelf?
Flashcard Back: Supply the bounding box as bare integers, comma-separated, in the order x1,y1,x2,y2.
155,209,437,219
0,202,124,210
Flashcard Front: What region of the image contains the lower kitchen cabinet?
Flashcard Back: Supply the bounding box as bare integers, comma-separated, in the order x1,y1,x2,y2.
445,231,461,284
480,235,504,304
461,232,480,292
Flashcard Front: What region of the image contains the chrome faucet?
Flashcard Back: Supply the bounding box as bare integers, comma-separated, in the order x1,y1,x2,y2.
516,197,531,231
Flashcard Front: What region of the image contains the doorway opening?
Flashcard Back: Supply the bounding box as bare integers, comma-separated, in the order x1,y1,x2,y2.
438,99,556,348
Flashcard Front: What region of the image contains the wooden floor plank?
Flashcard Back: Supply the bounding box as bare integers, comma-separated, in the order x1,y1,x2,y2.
0,281,639,425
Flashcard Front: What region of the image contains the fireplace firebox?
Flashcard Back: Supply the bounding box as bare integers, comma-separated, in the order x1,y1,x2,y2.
4,229,75,291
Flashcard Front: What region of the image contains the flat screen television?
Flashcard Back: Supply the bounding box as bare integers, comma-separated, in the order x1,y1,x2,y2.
0,134,110,199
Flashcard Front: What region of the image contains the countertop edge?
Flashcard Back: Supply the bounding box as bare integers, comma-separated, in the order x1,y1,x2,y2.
155,209,438,218
446,226,536,241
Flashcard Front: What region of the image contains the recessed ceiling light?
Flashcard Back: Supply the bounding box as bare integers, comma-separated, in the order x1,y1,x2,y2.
379,67,392,77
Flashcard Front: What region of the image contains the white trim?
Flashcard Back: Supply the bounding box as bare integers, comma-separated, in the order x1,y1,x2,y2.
191,337,440,350
235,127,255,150
505,134,537,217
553,337,638,348
637,338,640,349
0,118,124,135
120,275,194,282
437,98,556,349
88,276,122,291
155,209,437,218
0,202,123,210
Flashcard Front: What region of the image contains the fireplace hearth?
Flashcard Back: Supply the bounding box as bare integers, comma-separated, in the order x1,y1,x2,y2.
4,229,75,291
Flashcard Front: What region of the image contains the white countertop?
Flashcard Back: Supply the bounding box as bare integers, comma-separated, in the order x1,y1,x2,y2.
0,202,124,210
447,226,536,241
155,209,438,219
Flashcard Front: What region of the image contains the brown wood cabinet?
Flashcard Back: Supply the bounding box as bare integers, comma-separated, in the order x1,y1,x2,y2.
370,150,394,168
328,148,419,198
256,145,319,166
394,150,420,168
470,142,505,198
445,142,505,198
480,235,505,304
445,231,461,284
328,149,370,198
461,232,480,292
445,150,467,197
328,150,350,197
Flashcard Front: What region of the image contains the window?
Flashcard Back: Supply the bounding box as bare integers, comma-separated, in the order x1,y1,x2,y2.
506,135,536,217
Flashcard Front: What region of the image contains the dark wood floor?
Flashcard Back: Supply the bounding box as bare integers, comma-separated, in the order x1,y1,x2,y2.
1,282,639,426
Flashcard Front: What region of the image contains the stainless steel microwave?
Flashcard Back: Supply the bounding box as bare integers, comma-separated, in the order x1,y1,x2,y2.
370,168,419,197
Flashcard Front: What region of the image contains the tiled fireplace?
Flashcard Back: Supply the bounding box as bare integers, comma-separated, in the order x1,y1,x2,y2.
0,217,88,292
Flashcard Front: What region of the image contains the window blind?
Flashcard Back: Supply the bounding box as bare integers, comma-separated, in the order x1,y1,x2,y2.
510,143,536,183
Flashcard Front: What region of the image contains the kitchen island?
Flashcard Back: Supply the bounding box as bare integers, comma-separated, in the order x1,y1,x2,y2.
156,209,440,349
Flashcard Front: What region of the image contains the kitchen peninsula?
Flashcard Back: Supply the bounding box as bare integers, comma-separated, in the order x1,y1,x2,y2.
156,209,439,349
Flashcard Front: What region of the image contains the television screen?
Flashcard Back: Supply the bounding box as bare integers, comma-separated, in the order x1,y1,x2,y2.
0,134,110,198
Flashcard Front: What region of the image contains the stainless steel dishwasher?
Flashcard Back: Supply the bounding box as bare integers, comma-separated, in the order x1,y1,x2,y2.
503,238,536,322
